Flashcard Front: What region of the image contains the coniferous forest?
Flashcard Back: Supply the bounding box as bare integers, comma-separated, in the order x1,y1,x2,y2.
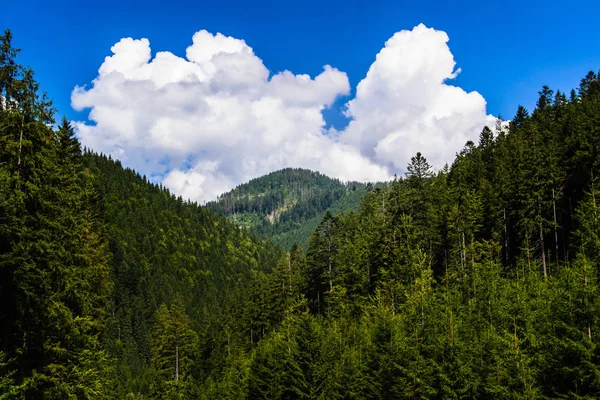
3,28,600,399
206,168,373,249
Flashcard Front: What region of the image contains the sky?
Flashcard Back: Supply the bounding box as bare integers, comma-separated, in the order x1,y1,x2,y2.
2,0,600,202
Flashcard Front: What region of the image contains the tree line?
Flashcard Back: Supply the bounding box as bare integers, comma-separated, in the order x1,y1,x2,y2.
3,26,600,398
197,72,600,398
207,167,371,249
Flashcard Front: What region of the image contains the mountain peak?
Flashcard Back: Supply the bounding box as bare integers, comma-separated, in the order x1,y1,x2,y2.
206,168,368,248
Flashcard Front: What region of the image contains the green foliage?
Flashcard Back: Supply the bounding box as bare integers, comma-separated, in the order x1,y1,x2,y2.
202,68,600,399
206,167,374,249
0,352,18,399
5,28,600,400
81,150,280,397
151,298,198,399
0,29,113,398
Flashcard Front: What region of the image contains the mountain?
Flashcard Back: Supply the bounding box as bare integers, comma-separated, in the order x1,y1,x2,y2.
80,152,282,395
206,168,373,248
6,28,600,399
0,29,282,395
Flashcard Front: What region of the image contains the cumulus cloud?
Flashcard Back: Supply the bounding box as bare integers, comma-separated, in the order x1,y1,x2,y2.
341,23,496,170
72,24,495,203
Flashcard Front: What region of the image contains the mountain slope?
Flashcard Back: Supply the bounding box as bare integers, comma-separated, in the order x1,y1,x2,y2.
82,152,281,395
7,27,600,399
206,168,371,248
201,71,600,399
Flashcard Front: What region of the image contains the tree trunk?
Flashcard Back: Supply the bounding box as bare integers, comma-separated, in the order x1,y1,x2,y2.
459,235,464,273
504,207,509,265
328,239,333,292
552,188,559,264
175,342,179,382
462,232,467,278
592,172,597,219
17,119,23,166
288,252,292,293
540,222,547,280
317,291,320,314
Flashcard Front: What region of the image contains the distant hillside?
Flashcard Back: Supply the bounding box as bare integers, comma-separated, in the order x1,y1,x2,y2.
81,152,281,394
206,168,372,248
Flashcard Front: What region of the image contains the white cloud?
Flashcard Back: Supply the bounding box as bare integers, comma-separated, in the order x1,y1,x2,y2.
341,23,496,171
72,24,495,203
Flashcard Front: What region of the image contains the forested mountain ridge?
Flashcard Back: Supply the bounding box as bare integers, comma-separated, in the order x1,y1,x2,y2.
198,73,600,398
81,152,281,395
206,168,372,248
196,72,600,398
4,26,600,399
0,29,281,398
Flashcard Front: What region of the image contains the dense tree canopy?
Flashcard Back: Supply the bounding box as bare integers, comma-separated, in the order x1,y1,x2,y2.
0,29,113,398
201,67,600,398
3,27,600,399
206,168,374,249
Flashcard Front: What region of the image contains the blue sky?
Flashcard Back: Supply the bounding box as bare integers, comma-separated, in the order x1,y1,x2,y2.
2,0,600,201
4,0,599,123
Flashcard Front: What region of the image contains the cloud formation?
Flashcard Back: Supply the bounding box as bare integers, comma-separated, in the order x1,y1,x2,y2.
73,24,495,203
342,24,497,170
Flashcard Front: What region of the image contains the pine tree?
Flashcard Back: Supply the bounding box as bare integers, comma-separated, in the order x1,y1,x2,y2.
0,30,113,398
56,116,81,162
151,297,198,399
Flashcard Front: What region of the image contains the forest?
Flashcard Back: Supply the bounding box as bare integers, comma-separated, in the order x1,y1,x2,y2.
2,27,600,399
206,168,372,249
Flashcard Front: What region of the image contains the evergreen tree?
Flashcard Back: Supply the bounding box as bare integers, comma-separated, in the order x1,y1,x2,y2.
151,297,198,399
1,29,113,398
